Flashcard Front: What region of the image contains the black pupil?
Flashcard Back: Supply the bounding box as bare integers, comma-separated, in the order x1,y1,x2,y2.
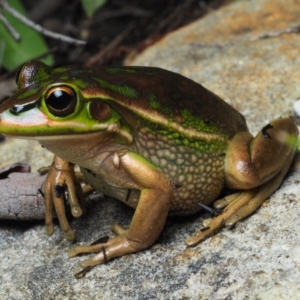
48,90,72,111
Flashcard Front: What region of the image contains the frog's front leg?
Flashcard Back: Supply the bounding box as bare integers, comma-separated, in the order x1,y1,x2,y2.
186,118,298,246
69,151,173,278
43,156,85,241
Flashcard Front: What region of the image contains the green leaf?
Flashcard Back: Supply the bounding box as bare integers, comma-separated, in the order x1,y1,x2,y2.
81,0,107,17
0,0,53,71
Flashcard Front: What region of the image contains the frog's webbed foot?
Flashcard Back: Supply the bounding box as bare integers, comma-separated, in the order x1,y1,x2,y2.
185,147,294,246
69,222,140,279
185,190,255,246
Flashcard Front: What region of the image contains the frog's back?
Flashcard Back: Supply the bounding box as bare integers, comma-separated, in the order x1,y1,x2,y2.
65,66,248,138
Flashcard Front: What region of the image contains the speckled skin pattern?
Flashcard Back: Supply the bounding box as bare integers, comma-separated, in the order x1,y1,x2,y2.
81,126,226,216
135,128,225,215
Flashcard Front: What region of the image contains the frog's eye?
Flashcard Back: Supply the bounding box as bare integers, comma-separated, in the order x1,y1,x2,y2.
45,86,77,117
89,100,110,121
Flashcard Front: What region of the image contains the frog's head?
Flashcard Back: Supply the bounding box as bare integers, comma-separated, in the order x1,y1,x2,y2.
0,60,133,144
0,60,245,151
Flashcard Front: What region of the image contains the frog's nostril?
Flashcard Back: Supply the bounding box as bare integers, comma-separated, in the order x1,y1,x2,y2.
10,105,22,114
10,102,38,115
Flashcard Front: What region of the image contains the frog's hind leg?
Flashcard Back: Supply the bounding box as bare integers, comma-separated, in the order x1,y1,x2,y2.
186,148,295,246
68,151,173,278
186,118,298,246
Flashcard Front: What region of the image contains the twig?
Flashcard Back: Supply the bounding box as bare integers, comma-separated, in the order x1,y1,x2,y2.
92,3,151,23
190,25,300,49
0,0,86,45
250,25,300,41
0,10,20,40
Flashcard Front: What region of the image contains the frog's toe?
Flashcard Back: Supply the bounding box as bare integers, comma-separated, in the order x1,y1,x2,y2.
185,216,225,246
185,189,258,246
213,192,242,209
111,221,127,235
70,234,146,277
63,228,76,242
72,237,124,278
69,222,127,258
74,264,93,279
45,223,54,236
68,242,107,257
224,189,270,226
73,247,109,279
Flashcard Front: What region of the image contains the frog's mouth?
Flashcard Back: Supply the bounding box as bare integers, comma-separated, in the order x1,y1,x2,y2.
0,109,133,144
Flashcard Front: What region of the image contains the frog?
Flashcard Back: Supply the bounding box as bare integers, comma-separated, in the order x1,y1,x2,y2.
0,60,298,278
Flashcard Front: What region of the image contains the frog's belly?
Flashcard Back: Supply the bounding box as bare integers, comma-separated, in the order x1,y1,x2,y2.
81,167,141,209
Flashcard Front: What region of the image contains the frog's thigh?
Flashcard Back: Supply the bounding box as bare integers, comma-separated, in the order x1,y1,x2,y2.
223,117,298,219
70,151,173,278
225,118,298,190
120,151,173,243
186,118,298,246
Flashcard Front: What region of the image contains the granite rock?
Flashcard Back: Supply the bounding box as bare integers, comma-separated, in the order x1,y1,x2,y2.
1,0,300,299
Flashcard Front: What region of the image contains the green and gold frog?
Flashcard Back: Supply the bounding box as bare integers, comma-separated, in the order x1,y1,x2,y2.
0,60,297,278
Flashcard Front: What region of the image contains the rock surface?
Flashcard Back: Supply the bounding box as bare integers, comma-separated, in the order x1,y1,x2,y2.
1,0,300,299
